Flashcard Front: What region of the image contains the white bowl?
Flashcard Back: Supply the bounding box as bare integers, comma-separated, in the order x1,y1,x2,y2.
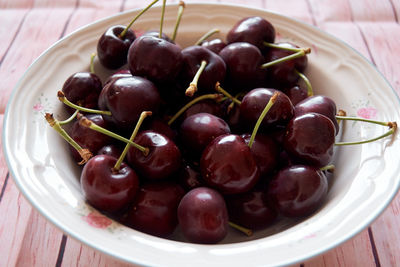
3,3,400,267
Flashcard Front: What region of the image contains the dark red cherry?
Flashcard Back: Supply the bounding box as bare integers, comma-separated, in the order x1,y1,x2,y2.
294,95,339,134
178,163,204,191
142,30,174,43
240,88,294,129
241,133,279,177
104,69,132,87
178,187,228,244
200,134,260,194
125,182,185,237
97,25,136,69
69,114,112,162
226,190,277,229
284,84,308,106
62,72,102,113
201,38,226,54
144,117,177,141
267,165,328,217
181,99,224,122
180,113,231,157
99,76,161,131
219,42,266,91
81,155,139,213
128,36,183,84
180,46,226,93
227,16,275,53
284,113,335,167
97,144,122,159
127,131,181,180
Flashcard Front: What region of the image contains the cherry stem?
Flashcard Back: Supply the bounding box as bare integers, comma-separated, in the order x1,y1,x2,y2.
90,53,96,74
320,164,335,172
248,92,279,148
159,0,167,38
58,109,79,126
114,111,152,171
263,42,305,53
57,91,112,116
295,69,313,96
171,1,185,42
78,115,149,155
215,82,242,105
185,60,207,97
260,48,311,69
194,28,220,46
119,0,159,38
334,116,397,146
228,221,253,236
45,113,92,165
167,93,222,125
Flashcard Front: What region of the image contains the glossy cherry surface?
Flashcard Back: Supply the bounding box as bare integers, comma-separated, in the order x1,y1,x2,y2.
178,163,204,191
97,144,122,159
81,155,139,213
284,113,335,167
125,182,185,237
97,25,136,69
128,36,183,84
200,134,260,194
201,38,226,54
267,165,328,217
180,113,231,156
127,130,181,180
178,187,228,244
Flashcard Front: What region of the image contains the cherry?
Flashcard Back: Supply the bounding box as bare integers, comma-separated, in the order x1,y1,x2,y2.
128,35,183,84
99,76,161,131
125,181,185,237
178,187,228,244
180,46,226,95
226,16,275,53
219,42,266,91
141,30,174,43
178,163,204,191
241,133,279,177
104,69,132,87
97,144,122,159
80,155,139,213
267,165,328,217
200,134,260,194
201,38,226,54
144,117,177,141
294,95,339,134
240,88,294,130
69,114,112,162
180,99,224,122
284,113,335,167
127,130,181,180
180,113,231,157
226,190,277,229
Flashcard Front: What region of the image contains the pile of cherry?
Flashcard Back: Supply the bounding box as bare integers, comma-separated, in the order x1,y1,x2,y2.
46,1,396,244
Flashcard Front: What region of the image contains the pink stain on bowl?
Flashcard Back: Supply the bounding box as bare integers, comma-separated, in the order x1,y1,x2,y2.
33,103,44,111
357,107,377,119
83,211,112,229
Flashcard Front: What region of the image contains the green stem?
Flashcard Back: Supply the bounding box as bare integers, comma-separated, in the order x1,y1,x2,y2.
335,127,396,146
248,92,279,148
59,109,79,125
119,0,159,38
45,113,92,164
260,48,311,69
335,115,391,127
215,82,242,105
159,0,167,38
90,53,96,74
114,111,152,171
185,60,207,97
295,69,313,96
229,221,252,236
171,1,185,42
79,116,149,155
58,91,112,116
320,164,335,172
168,93,222,125
194,28,220,46
263,42,305,53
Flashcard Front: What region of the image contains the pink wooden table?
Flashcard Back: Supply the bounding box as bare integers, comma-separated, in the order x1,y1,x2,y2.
1,0,400,266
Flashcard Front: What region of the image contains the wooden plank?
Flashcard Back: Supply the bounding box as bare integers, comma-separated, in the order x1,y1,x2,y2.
389,0,400,21
348,0,396,22
302,230,376,266
307,0,352,22
0,0,34,9
265,0,313,25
